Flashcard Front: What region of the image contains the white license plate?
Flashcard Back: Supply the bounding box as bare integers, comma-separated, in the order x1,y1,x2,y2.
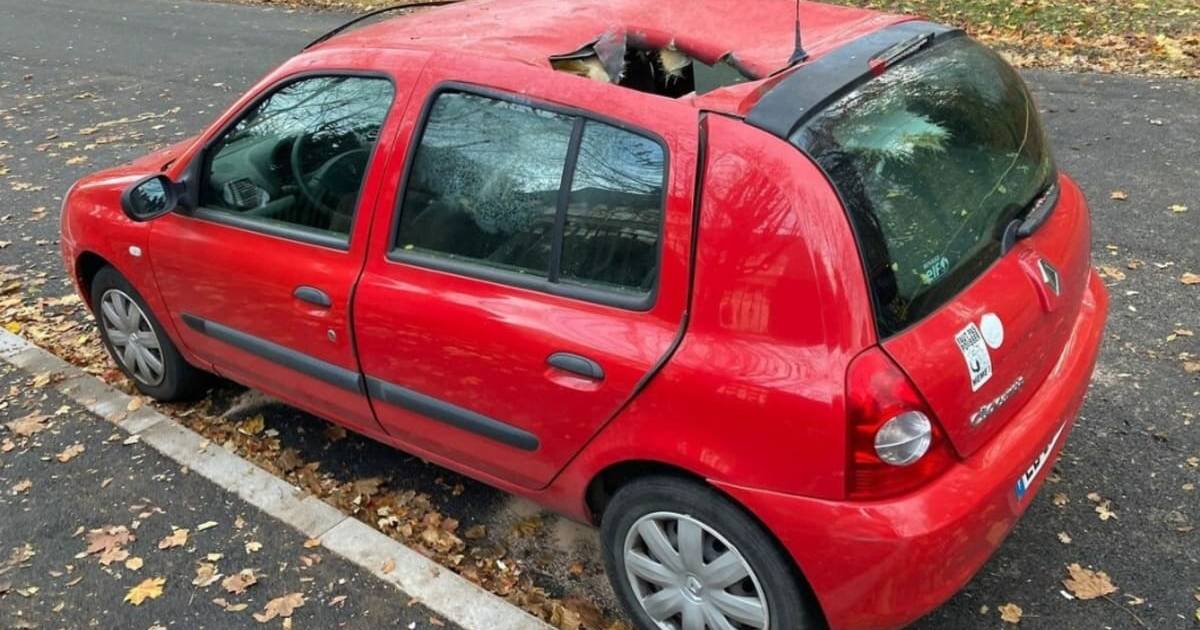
1015,425,1064,501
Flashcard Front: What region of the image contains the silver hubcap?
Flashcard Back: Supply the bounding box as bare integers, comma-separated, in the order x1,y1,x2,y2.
623,512,769,630
99,289,165,386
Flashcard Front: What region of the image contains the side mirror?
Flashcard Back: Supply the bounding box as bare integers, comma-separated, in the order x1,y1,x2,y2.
121,174,179,221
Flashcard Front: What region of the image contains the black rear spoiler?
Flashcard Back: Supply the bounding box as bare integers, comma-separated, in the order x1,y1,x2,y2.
745,21,961,139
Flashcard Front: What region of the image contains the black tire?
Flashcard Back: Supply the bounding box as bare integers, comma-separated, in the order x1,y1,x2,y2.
91,266,208,401
600,476,822,630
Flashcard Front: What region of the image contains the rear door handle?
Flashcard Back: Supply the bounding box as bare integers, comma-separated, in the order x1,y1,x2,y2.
547,352,605,381
293,285,332,308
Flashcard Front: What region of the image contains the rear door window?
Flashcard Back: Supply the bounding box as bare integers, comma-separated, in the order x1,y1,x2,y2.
794,37,1055,335
394,90,666,305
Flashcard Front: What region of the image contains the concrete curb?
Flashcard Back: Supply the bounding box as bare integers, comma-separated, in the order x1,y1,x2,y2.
0,328,552,630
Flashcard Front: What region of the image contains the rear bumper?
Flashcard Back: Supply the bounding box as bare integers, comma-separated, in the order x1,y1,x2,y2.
716,269,1108,630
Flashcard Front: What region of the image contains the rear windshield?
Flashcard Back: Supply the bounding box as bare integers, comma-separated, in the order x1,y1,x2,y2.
793,36,1055,336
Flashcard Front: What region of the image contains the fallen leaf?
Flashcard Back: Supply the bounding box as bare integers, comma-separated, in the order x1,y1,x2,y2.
1097,265,1126,282
1051,493,1068,507
1095,500,1117,521
1062,563,1117,600
1182,272,1200,286
999,602,1022,624
238,415,265,436
253,592,305,623
222,569,257,595
158,528,189,550
124,577,166,605
1109,191,1128,201
1057,532,1072,544
244,541,262,553
98,547,129,566
303,538,321,549
56,443,84,463
381,558,395,574
85,526,134,556
328,594,348,607
196,521,218,532
193,563,221,587
1170,204,1189,213
127,397,143,412
125,557,143,571
5,413,50,437
11,479,32,494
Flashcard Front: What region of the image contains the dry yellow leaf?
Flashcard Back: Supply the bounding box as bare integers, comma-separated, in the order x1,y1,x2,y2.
124,577,166,605
998,602,1022,624
381,558,395,574
124,557,143,571
1062,563,1117,600
222,569,257,595
12,479,32,493
253,592,305,623
158,528,188,550
5,413,49,437
1109,191,1128,200
1182,272,1200,285
238,415,265,435
193,562,221,587
56,443,84,463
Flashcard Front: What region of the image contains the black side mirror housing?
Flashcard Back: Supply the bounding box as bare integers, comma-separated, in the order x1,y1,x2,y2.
120,174,184,221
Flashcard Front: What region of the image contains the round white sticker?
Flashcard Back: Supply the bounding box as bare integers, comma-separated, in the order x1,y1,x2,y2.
980,313,1005,349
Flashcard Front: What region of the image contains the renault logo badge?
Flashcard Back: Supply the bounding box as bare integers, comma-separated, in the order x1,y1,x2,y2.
1038,259,1061,295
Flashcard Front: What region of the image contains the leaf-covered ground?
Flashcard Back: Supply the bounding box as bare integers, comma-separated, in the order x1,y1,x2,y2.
238,0,1200,78
833,0,1200,77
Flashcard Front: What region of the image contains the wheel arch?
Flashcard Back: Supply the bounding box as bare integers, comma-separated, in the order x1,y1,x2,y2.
589,462,831,629
74,250,113,307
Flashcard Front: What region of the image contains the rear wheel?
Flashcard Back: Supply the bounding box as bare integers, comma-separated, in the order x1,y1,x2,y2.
91,266,207,401
600,477,820,630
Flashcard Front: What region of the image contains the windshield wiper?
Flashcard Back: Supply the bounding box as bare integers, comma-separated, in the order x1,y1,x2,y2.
1000,182,1059,253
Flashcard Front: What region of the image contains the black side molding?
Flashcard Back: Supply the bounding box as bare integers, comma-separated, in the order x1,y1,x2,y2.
746,21,959,139
365,377,540,452
181,314,363,394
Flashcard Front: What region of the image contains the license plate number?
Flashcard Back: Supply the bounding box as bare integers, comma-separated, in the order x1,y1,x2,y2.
1015,425,1064,501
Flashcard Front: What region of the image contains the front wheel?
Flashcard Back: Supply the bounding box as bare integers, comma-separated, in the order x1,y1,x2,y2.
600,477,821,630
91,266,207,401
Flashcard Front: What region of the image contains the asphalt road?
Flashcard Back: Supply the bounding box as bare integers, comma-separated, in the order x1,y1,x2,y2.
1,0,1198,628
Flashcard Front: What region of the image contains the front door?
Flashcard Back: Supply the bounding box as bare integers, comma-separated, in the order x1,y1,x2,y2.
150,70,408,436
353,56,699,488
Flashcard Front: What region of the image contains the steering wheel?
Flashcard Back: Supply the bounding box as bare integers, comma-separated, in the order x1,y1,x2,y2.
289,131,370,217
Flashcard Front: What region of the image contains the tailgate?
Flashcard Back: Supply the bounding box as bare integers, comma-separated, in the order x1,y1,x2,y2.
883,177,1092,456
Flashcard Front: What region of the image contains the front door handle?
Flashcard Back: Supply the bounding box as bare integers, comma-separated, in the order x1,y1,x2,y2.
293,285,331,308
547,352,605,381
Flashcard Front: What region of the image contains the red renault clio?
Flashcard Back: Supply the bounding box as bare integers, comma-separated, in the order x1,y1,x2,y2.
59,1,1108,628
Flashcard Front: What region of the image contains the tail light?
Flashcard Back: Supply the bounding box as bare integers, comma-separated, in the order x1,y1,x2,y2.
846,347,955,499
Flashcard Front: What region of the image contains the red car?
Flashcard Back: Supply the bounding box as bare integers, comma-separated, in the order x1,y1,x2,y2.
60,1,1108,628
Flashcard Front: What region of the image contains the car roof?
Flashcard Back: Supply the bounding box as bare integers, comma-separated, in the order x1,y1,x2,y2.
314,0,912,116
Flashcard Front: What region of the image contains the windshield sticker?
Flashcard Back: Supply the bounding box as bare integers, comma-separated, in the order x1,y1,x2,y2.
919,255,951,285
955,322,993,391
980,313,1005,349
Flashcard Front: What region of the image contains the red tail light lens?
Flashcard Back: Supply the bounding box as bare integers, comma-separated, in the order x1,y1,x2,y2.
846,347,955,499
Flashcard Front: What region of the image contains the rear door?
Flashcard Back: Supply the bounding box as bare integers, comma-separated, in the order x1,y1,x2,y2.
792,35,1091,456
353,54,698,488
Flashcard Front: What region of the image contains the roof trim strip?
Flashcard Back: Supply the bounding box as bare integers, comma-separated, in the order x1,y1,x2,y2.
745,20,960,139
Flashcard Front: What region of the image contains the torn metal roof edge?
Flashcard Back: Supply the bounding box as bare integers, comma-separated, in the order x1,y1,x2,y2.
307,0,916,117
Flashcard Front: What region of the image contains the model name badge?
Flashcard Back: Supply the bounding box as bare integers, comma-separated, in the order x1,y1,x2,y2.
969,376,1025,427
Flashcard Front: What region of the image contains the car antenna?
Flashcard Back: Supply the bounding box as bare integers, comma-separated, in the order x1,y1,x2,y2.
303,1,459,50
787,0,809,65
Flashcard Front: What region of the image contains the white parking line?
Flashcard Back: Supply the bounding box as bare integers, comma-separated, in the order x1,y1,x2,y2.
0,328,552,630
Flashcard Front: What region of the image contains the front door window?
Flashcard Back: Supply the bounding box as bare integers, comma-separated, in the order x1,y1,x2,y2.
200,75,394,243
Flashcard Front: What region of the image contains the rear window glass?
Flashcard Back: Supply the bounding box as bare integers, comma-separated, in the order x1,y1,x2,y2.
793,36,1055,335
